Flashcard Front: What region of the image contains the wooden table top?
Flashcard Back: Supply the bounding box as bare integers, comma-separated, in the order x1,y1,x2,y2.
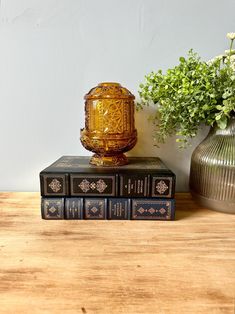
0,192,234,314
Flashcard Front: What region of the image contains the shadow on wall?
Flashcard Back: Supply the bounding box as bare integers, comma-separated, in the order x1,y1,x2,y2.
128,106,209,192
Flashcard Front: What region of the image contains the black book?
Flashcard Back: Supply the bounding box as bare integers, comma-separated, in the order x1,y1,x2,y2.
40,156,176,198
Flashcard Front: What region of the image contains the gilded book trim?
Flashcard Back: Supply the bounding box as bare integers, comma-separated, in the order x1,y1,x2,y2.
71,174,116,196
132,199,174,220
84,198,107,219
41,198,64,219
108,198,131,220
43,174,67,196
65,198,83,219
119,175,149,197
151,176,173,198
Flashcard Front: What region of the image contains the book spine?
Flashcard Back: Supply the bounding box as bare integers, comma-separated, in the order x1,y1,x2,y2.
40,173,175,198
40,173,69,196
65,198,83,219
41,197,64,219
131,199,175,220
70,174,118,196
84,198,107,219
108,198,131,220
119,174,150,197
41,197,175,220
151,175,176,198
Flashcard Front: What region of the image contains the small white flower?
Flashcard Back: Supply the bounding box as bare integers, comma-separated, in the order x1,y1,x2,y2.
206,59,213,65
216,54,224,60
224,54,235,70
227,32,235,40
225,49,235,55
230,63,235,71
207,54,224,65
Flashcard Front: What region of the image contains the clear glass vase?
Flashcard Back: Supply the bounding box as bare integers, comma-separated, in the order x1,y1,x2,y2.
189,115,235,214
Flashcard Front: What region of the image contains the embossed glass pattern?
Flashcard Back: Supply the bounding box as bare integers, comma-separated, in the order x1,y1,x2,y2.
190,115,235,214
80,82,137,166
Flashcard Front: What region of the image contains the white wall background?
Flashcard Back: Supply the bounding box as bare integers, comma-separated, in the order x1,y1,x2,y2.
0,0,234,192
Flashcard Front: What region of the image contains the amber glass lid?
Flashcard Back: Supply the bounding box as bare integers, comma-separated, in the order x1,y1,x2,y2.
84,82,135,100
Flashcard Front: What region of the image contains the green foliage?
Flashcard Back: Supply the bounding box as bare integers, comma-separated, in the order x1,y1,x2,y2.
138,38,235,147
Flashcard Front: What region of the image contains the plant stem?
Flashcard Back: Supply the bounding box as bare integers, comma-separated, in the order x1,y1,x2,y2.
228,39,234,64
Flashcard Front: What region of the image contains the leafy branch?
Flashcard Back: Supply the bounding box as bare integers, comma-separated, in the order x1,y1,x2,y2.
137,33,235,146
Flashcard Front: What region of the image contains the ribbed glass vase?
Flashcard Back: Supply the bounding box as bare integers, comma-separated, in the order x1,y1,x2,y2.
189,115,235,214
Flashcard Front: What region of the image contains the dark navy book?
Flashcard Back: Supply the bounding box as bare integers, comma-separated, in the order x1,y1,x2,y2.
108,198,131,220
131,199,175,220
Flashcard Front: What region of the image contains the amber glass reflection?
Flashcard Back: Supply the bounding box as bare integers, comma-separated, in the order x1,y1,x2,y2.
80,82,137,166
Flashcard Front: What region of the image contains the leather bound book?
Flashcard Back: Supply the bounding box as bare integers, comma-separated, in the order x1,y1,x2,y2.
84,198,107,219
119,174,150,197
41,197,64,219
65,198,83,219
40,156,176,198
40,174,69,196
108,198,131,220
70,174,117,196
40,197,175,220
131,199,175,220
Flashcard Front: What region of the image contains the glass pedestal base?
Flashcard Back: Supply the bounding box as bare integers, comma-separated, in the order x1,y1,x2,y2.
90,153,128,167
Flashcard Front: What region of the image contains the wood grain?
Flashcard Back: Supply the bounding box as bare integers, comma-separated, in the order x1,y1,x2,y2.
0,192,234,314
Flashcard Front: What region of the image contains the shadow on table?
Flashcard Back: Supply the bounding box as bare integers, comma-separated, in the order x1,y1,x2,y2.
174,194,206,220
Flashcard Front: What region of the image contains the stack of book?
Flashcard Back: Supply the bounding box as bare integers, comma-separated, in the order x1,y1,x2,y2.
39,156,176,220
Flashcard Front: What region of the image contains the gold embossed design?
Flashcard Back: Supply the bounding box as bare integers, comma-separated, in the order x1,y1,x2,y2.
148,208,155,215
43,199,63,219
159,208,166,214
78,179,90,193
48,206,57,214
96,179,108,193
78,179,107,193
156,180,169,194
80,82,137,166
132,200,172,220
91,207,98,214
137,207,145,214
85,200,106,219
49,179,62,193
90,182,96,190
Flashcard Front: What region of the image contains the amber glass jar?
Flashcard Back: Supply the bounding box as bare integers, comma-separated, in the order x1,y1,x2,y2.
80,82,137,166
